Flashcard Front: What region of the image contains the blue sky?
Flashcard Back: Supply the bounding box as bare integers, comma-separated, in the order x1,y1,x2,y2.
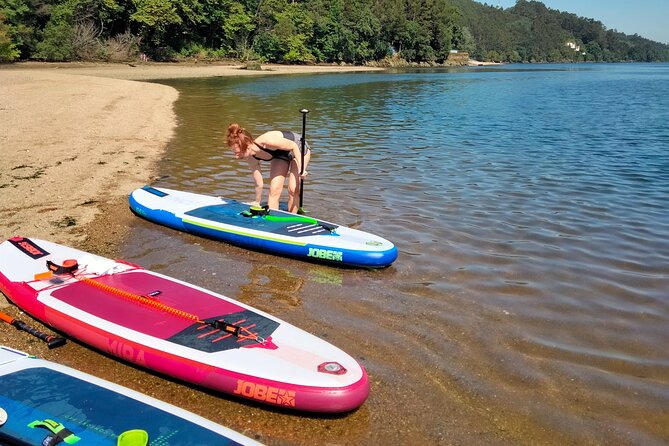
474,0,669,44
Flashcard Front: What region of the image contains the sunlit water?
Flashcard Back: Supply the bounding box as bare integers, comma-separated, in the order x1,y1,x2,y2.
120,64,669,444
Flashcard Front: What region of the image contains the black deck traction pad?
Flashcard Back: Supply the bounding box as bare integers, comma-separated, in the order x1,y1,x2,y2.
8,237,50,259
167,310,280,352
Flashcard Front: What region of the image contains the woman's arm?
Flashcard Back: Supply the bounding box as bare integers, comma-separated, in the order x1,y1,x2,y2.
255,131,306,176
247,158,264,205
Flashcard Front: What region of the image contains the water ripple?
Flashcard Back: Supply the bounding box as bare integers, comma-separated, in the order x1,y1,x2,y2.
129,64,669,444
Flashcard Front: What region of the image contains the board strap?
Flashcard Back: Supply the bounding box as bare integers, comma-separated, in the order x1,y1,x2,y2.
28,419,80,445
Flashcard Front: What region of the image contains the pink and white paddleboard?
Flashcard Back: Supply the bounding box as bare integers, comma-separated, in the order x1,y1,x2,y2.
0,237,368,413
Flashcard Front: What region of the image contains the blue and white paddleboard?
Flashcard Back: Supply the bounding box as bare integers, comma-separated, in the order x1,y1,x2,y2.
0,345,262,446
129,186,398,268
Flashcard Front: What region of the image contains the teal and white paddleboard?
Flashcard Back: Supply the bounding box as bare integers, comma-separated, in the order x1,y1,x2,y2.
129,186,398,268
0,345,262,446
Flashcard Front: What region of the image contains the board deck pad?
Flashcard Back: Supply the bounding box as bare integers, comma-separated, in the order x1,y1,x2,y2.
129,186,398,268
185,205,333,237
168,311,280,353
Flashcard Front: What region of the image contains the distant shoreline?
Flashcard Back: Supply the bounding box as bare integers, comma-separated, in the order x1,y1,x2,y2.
0,61,385,80
0,58,500,79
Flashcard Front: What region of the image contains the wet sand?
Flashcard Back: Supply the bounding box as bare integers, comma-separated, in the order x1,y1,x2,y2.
0,61,392,444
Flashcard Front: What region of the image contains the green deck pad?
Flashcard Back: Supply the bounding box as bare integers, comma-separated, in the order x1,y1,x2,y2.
264,215,319,225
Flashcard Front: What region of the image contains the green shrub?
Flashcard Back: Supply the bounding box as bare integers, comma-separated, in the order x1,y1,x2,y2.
35,20,75,60
0,11,20,61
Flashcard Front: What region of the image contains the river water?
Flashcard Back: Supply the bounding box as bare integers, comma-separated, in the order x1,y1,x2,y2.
118,63,669,445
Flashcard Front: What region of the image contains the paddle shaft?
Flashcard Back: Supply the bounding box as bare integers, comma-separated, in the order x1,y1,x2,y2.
299,108,309,211
0,310,66,349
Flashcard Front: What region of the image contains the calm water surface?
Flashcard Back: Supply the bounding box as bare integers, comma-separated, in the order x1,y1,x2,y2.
120,64,669,445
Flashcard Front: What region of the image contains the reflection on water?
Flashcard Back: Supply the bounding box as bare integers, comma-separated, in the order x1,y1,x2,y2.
238,264,303,313
121,64,669,445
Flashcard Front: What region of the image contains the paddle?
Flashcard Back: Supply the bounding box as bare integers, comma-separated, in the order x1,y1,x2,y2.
0,309,66,349
298,108,309,215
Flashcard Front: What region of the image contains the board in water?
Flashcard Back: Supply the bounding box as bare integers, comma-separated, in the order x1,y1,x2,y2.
0,237,369,413
128,186,398,268
0,345,261,446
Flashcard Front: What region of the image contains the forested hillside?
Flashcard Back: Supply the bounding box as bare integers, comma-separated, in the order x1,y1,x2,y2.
1,0,668,63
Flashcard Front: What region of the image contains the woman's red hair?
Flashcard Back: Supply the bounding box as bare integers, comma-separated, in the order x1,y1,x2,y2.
226,123,254,156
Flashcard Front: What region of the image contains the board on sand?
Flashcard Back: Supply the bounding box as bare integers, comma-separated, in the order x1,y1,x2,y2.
0,345,261,446
0,237,369,413
129,186,398,268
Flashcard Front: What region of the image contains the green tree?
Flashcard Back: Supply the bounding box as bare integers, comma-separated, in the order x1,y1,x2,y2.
221,1,254,57
251,0,314,63
1,0,49,59
131,0,182,45
34,0,78,60
0,10,20,60
309,0,383,63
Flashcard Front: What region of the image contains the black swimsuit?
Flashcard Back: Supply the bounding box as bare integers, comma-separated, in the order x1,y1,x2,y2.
253,131,310,162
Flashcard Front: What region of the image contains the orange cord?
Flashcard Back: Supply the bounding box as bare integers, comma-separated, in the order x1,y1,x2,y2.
76,276,202,323
75,274,264,342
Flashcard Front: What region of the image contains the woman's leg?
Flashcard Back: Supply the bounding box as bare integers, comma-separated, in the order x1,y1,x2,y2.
287,150,310,213
267,160,290,210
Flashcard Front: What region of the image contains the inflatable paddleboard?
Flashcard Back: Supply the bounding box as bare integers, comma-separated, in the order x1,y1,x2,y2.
128,186,398,268
0,237,369,413
0,345,261,445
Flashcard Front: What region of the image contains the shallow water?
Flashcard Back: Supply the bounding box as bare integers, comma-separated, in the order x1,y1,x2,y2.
119,64,669,444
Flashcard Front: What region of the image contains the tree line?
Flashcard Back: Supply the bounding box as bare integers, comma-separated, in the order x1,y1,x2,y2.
1,0,668,63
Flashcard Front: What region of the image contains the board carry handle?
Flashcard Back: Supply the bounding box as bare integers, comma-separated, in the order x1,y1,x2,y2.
0,310,66,349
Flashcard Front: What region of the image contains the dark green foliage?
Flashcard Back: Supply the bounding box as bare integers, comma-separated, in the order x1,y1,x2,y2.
446,0,668,63
1,0,667,63
0,11,20,60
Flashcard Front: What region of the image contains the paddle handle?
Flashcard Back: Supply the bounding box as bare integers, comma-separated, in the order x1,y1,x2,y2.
0,311,66,349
